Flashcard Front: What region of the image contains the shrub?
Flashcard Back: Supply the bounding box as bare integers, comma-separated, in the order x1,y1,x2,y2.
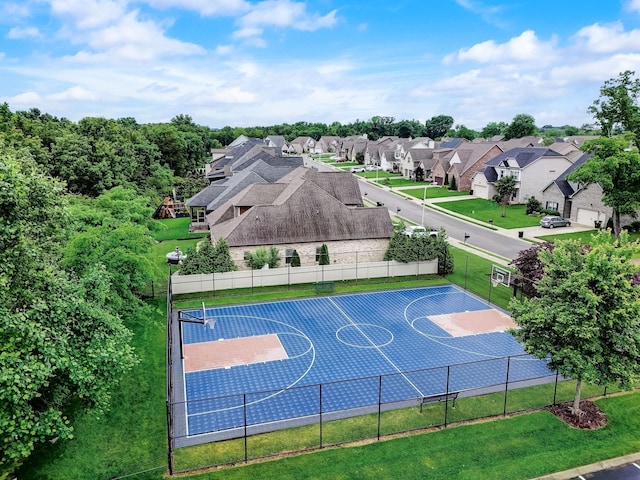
245,246,281,269
526,196,543,215
318,243,330,265
290,249,301,267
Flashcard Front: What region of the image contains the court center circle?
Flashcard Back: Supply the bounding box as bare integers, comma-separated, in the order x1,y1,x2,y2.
336,323,394,348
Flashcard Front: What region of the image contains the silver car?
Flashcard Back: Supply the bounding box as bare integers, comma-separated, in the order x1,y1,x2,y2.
540,215,571,228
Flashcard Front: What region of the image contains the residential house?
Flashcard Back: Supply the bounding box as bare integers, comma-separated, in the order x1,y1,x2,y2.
205,137,303,182
186,161,302,230
471,147,574,203
445,143,503,192
205,168,393,269
340,136,369,162
264,135,289,155
364,137,396,168
289,136,315,154
314,136,341,154
540,153,611,226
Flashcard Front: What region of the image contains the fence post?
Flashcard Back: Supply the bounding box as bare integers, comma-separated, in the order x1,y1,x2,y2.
355,251,358,284
319,384,323,448
377,375,382,440
444,366,451,427
243,394,248,463
464,256,469,290
503,356,511,416
166,269,175,476
553,371,559,405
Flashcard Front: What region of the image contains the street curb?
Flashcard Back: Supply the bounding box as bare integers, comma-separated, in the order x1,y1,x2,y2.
530,452,640,479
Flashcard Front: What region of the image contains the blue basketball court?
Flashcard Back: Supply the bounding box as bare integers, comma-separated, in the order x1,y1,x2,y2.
177,285,551,439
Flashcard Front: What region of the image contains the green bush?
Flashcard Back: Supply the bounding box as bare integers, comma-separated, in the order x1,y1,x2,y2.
245,246,281,269
526,196,543,215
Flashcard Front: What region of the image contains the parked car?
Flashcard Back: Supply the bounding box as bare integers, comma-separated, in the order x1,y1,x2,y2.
366,165,382,171
539,215,571,228
402,225,438,237
350,166,365,173
334,157,347,163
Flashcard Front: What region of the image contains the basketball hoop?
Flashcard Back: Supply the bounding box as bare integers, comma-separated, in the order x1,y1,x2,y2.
202,302,216,330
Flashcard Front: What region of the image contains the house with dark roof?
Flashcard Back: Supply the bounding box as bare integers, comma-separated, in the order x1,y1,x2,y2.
204,137,303,182
205,168,393,269
187,162,304,230
471,147,573,203
265,135,289,155
289,136,315,154
540,153,611,226
445,143,503,191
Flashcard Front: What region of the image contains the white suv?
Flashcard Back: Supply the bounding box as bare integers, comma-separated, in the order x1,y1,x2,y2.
350,166,365,173
403,226,438,237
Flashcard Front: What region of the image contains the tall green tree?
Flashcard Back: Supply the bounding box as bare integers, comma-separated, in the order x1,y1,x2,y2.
318,243,330,265
568,136,640,240
480,121,507,138
425,115,454,139
504,114,537,140
509,231,640,414
495,175,518,217
588,70,640,144
0,150,136,477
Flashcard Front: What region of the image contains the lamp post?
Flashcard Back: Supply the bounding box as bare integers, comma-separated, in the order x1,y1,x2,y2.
421,186,427,226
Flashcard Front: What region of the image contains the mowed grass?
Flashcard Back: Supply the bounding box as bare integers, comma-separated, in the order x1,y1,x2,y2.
435,198,543,229
403,186,472,200
176,392,640,480
151,217,209,242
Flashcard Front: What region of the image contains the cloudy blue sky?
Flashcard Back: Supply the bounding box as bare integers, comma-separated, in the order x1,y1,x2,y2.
2,0,640,129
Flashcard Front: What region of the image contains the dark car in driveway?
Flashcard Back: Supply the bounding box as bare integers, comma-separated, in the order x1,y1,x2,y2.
540,215,571,228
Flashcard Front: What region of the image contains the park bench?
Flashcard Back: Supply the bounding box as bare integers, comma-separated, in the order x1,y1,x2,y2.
417,392,459,413
313,281,335,294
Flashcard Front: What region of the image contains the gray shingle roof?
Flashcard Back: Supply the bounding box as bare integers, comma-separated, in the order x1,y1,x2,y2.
205,168,391,247
545,153,593,197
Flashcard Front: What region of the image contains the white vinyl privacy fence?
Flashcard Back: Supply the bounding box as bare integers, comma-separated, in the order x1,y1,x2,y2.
170,259,438,295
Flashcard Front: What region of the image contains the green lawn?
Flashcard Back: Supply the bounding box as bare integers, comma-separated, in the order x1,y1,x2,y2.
403,186,472,200
151,217,210,242
180,393,640,480
435,198,543,229
16,236,640,480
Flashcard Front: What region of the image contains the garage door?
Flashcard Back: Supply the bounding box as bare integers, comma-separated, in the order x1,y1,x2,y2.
576,208,604,227
472,184,487,199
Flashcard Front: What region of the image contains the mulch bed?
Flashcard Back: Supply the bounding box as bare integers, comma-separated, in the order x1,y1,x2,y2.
547,400,607,429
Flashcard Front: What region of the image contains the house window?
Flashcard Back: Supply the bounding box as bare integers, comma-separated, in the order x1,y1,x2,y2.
243,251,250,261
546,201,559,211
285,249,294,265
315,246,321,262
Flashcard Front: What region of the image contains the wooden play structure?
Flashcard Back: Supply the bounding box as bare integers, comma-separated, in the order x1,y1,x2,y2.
154,197,188,219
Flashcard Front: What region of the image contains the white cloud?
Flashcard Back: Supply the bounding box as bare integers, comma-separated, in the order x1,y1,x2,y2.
626,0,640,13
47,85,97,101
235,0,337,38
141,0,250,16
444,30,558,65
573,22,640,54
7,27,42,39
88,11,204,57
0,2,31,19
50,0,128,30
215,44,233,55
453,0,506,28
